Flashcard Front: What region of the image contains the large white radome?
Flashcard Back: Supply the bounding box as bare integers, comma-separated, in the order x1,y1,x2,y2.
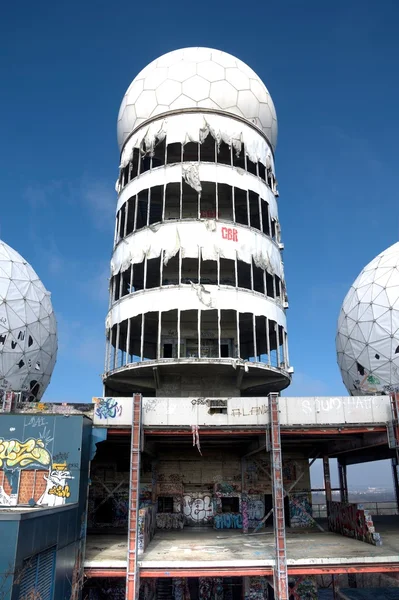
117,47,277,152
0,241,57,401
336,242,399,395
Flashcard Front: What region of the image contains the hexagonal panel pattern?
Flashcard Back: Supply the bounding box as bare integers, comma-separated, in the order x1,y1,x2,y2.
117,47,277,151
0,240,57,401
336,242,399,395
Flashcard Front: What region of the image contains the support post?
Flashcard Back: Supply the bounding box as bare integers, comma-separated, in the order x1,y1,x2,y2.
392,456,399,514
323,455,332,516
269,392,288,600
126,393,142,600
338,459,348,503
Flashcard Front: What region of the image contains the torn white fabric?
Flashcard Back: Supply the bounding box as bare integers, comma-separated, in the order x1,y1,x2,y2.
182,163,202,192
106,286,287,329
191,425,202,455
111,221,284,279
120,112,274,170
116,163,278,219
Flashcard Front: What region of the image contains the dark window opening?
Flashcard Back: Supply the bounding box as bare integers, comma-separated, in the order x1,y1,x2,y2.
219,258,235,287
269,320,278,366
201,310,218,358
255,316,268,363
233,148,245,170
239,313,254,361
125,198,135,235
266,273,275,298
271,218,277,240
275,276,281,299
234,188,248,226
136,190,148,229
221,497,239,513
163,344,173,358
217,141,231,165
249,191,260,230
162,252,179,286
261,201,270,235
218,183,233,221
131,149,140,179
114,273,121,300
128,315,143,362
181,257,199,285
356,362,365,376
247,157,257,176
221,344,229,357
201,259,217,285
143,312,158,360
141,154,151,174
181,310,198,357
182,180,198,219
396,345,399,354
123,165,130,187
164,182,180,220
200,134,216,162
146,257,161,289
118,206,126,238
237,261,251,290
167,142,182,165
258,162,266,182
149,185,163,225
183,141,198,162
152,138,166,168
158,496,174,513
132,262,144,292
221,310,237,358
121,269,131,296
200,182,216,219
253,262,265,294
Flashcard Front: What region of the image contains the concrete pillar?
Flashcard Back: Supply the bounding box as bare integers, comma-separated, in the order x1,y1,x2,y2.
323,455,332,516
392,456,399,513
338,459,348,503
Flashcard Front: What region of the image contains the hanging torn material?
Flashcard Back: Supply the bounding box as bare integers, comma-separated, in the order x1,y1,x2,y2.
182,162,202,192
120,112,275,170
191,424,202,455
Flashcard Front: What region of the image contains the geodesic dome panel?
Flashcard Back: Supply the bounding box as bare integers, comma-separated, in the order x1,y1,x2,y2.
0,240,57,401
336,241,399,395
117,47,278,152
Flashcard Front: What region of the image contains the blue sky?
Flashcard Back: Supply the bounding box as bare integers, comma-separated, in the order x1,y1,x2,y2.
1,0,398,486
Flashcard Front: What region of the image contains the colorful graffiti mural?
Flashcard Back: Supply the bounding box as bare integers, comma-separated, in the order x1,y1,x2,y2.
0,437,51,468
214,512,242,529
94,397,123,420
138,504,156,555
290,493,313,528
183,494,213,524
328,501,382,546
288,576,318,599
37,465,74,506
156,512,184,529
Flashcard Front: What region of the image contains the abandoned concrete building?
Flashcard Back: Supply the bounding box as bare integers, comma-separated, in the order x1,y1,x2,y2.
0,47,399,600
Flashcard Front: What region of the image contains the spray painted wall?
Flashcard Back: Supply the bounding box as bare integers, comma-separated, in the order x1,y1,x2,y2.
328,501,382,546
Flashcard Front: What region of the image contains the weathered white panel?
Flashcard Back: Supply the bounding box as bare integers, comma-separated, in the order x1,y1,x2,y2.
106,287,286,329
92,395,391,428
111,220,283,277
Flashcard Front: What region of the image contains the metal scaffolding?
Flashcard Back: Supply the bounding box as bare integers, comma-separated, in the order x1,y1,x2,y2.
126,393,142,600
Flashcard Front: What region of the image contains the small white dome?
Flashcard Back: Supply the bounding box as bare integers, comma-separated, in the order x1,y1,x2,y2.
336,241,399,395
117,47,277,152
0,240,57,401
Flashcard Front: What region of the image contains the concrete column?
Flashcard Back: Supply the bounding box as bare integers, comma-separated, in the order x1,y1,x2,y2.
392,456,399,513
338,459,348,503
323,455,332,516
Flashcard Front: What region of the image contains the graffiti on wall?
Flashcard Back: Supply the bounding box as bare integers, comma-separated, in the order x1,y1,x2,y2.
183,494,213,524
0,437,51,469
138,504,157,555
214,512,242,529
245,576,267,600
328,501,382,546
156,512,184,529
37,465,74,506
290,494,313,528
199,577,224,600
247,499,264,529
288,576,318,600
94,397,123,420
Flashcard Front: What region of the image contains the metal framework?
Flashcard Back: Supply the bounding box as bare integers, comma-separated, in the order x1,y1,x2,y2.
269,392,288,599
126,393,142,600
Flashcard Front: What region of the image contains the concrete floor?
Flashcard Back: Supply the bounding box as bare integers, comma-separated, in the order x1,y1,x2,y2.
84,517,399,568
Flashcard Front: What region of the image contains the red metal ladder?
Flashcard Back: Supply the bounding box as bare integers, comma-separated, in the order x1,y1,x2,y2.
388,392,399,450
126,393,142,600
269,392,288,600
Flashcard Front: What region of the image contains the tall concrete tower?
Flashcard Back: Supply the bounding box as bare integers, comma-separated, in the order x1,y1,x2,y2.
103,47,292,398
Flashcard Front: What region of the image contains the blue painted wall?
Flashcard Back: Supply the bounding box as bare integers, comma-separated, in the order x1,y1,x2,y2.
0,415,92,600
